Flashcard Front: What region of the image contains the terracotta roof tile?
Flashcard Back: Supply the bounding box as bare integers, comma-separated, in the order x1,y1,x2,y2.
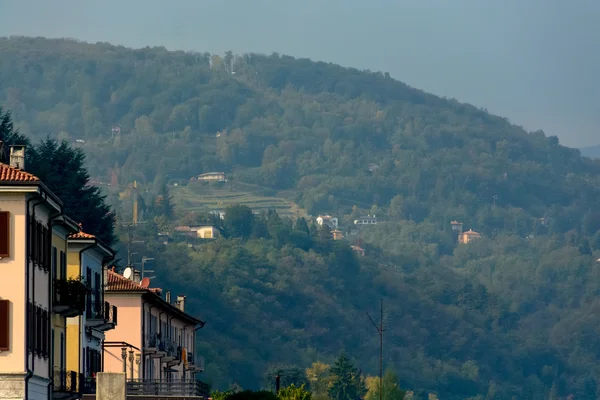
106,269,162,294
0,162,39,182
68,223,96,240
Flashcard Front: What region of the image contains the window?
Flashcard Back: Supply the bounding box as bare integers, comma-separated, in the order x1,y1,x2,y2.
52,247,57,279
0,211,9,258
28,303,50,357
59,251,66,279
0,300,9,351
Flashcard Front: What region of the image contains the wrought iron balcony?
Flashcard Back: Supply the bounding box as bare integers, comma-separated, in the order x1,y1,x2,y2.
186,352,205,372
54,279,88,317
87,301,117,331
144,333,167,357
126,379,209,398
53,369,82,399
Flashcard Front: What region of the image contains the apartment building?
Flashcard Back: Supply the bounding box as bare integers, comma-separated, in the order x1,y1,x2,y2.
66,227,115,386
0,153,64,400
51,214,84,399
103,268,207,397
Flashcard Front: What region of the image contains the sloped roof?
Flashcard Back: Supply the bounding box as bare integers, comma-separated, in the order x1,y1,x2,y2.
0,162,39,182
106,268,162,294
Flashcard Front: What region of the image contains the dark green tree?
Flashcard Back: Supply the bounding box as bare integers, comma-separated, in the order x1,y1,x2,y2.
224,204,255,238
0,107,31,162
28,138,117,245
294,217,310,235
328,354,367,400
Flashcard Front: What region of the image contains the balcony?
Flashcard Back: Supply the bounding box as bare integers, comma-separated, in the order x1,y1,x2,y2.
186,352,205,373
144,333,166,358
53,369,82,400
163,338,180,364
127,379,209,398
54,279,88,317
87,301,117,331
82,378,209,399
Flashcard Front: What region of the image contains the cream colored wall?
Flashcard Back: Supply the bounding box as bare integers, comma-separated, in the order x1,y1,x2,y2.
0,193,53,379
103,293,142,377
0,193,26,374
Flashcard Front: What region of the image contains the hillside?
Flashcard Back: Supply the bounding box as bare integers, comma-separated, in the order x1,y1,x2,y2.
581,144,600,159
3,36,600,399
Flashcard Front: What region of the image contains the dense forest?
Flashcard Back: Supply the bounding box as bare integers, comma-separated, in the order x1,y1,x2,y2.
2,36,600,399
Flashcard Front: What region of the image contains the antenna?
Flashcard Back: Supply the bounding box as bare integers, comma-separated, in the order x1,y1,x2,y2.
123,267,133,280
140,277,150,289
366,299,385,400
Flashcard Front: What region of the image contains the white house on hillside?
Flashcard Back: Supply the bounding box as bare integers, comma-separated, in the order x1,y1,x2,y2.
316,215,338,229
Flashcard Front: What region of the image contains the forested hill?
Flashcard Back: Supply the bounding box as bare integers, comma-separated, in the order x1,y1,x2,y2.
1,36,600,236
4,36,600,399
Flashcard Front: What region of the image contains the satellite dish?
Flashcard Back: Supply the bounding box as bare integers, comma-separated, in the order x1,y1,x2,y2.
140,277,150,289
123,267,133,279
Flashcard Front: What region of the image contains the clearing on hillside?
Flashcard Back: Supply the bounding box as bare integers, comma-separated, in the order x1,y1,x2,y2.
171,181,305,218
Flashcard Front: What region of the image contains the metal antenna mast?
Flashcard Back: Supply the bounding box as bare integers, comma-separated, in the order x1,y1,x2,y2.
367,299,385,400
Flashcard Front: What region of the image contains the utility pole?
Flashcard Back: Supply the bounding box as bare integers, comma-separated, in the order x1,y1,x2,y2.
367,299,384,400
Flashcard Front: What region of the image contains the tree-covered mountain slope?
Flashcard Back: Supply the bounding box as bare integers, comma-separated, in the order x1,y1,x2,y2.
3,36,600,399
1,36,599,234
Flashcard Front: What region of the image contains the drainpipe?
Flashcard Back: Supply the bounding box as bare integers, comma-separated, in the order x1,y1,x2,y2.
24,194,44,400
158,311,165,380
142,303,155,379
76,243,95,377
99,255,114,376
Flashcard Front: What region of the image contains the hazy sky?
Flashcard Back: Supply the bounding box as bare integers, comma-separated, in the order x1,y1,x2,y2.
0,0,598,147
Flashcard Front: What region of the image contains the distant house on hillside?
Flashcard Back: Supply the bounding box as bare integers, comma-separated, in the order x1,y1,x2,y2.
316,215,338,229
198,172,226,182
331,229,343,240
351,245,365,256
175,225,220,239
459,229,481,244
354,215,378,226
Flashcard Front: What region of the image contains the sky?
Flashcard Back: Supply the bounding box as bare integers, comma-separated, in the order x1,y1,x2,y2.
0,0,598,147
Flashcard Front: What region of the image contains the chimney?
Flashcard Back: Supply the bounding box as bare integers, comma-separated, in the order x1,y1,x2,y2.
9,145,26,170
176,295,186,312
132,269,141,283
165,291,171,304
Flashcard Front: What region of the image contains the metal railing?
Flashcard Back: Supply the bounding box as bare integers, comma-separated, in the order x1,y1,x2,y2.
53,369,81,394
145,332,166,351
54,279,87,316
126,379,209,397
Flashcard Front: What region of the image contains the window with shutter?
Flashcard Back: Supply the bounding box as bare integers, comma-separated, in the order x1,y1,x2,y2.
0,300,9,351
0,212,9,258
29,216,35,260
52,247,57,279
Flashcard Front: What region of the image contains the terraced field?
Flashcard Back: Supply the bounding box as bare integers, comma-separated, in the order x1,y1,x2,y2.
171,181,306,218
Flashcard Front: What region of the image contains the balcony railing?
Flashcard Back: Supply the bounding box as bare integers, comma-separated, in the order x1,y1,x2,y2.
54,279,88,317
53,369,82,396
82,378,209,398
87,301,117,331
126,379,209,398
186,352,205,372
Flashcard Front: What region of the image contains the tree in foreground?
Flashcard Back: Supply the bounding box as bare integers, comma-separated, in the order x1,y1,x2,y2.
0,108,116,245
277,384,312,400
328,354,367,400
28,138,117,245
365,369,406,400
306,362,331,400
